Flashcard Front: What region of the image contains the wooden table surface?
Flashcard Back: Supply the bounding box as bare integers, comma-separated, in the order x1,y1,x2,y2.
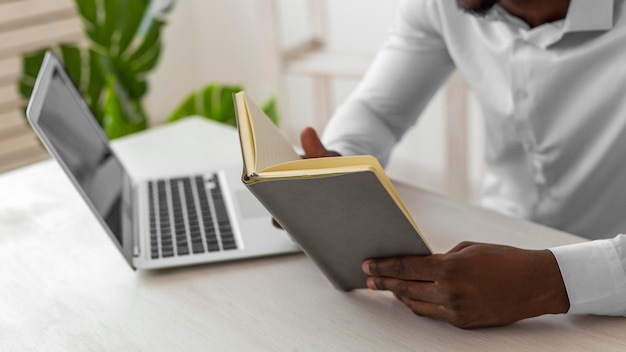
1,118,625,351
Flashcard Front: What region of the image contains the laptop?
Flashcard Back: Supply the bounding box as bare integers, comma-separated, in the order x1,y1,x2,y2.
26,52,300,270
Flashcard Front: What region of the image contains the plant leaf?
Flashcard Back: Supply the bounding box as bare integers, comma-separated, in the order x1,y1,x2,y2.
111,56,147,100
87,48,105,124
73,0,163,104
261,95,280,126
128,19,163,62
19,0,168,140
167,83,280,128
74,0,97,27
201,84,242,126
18,48,48,98
217,85,241,125
102,74,148,139
167,93,198,122
74,0,105,46
100,0,121,50
116,0,148,57
132,42,161,73
59,44,82,89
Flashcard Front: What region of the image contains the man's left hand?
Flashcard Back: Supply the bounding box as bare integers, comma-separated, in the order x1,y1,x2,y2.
362,242,570,329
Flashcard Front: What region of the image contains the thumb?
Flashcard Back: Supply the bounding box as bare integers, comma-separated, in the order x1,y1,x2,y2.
448,241,479,253
300,127,329,158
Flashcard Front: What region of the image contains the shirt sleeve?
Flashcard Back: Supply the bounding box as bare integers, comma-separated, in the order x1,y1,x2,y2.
549,234,626,316
321,0,455,166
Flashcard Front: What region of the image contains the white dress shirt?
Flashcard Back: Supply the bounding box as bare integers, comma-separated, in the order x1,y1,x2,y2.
322,0,626,316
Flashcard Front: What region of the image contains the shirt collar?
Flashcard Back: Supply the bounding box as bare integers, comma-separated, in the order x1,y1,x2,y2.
483,0,615,31
481,0,614,48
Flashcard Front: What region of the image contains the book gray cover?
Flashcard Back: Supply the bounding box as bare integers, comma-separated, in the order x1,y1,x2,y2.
246,170,430,291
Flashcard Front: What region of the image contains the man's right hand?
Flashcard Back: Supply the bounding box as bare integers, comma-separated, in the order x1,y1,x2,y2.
300,127,341,158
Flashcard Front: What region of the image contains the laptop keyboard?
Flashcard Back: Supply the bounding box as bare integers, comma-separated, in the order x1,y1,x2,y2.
148,173,238,259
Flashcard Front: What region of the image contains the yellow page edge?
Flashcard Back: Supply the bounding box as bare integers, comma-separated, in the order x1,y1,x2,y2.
367,164,433,253
234,92,256,175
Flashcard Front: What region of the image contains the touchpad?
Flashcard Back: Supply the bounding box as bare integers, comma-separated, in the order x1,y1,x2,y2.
235,190,268,219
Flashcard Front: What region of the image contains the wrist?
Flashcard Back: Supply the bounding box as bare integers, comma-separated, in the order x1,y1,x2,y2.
531,249,570,315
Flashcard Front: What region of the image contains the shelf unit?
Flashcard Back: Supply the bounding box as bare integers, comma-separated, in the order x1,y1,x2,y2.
0,0,86,174
266,0,471,200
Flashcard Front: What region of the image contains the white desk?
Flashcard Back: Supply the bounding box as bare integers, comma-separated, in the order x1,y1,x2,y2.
1,118,625,351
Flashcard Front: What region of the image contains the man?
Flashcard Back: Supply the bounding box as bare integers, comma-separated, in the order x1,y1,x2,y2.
299,0,626,328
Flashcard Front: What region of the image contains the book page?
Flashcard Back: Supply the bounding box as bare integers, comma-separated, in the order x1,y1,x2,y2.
243,93,300,171
234,93,255,175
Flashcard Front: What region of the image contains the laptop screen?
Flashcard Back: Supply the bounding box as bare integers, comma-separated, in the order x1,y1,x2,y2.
28,54,133,265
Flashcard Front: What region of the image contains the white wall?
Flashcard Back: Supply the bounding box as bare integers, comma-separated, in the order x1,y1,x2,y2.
145,0,278,124
145,0,484,201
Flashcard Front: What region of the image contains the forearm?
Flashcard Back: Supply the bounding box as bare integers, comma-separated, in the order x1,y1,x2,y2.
322,98,399,164
322,0,454,166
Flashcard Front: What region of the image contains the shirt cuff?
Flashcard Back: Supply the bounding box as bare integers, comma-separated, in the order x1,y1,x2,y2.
549,238,626,316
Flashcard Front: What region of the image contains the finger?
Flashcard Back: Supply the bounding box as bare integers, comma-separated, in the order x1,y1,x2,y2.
300,127,335,158
300,127,327,158
399,296,449,323
367,277,444,305
393,291,401,300
362,255,441,281
448,241,478,253
271,218,283,229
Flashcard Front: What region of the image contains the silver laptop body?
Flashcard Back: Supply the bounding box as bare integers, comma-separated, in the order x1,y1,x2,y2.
26,52,299,269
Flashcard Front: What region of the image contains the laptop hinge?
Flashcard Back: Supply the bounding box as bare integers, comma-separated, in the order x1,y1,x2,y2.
132,184,141,257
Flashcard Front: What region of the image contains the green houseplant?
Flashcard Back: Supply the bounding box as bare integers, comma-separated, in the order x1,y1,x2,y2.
18,0,278,140
167,84,278,127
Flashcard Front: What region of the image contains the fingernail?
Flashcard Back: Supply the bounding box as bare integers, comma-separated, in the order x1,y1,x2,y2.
362,261,371,275
366,277,377,290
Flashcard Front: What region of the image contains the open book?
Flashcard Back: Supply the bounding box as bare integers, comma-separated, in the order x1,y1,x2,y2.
233,91,432,291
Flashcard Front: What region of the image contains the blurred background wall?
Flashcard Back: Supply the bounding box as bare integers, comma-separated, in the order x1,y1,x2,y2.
145,0,484,201
0,0,484,203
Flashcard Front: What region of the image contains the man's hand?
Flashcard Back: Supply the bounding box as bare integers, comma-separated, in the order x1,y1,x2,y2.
300,127,341,158
362,242,570,329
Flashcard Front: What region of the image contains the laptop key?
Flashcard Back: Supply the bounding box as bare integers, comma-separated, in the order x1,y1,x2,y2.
177,246,189,256
148,173,247,260
210,175,238,250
